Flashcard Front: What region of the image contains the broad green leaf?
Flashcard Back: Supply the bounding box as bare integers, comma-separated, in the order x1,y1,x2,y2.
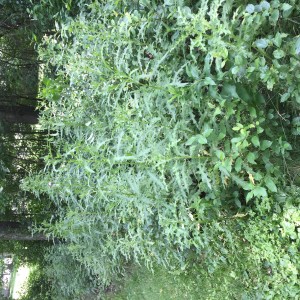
282,3,292,11
225,102,236,117
283,142,292,150
249,107,257,118
292,117,300,125
253,172,262,181
224,158,232,173
257,126,264,134
235,198,242,208
231,136,244,144
241,140,249,149
260,140,272,150
282,3,293,18
267,78,275,90
251,135,260,147
231,66,240,75
221,83,239,99
252,186,268,197
203,126,213,137
186,135,207,145
232,123,243,131
246,152,256,164
246,191,254,202
270,9,279,25
292,128,300,136
215,150,225,160
235,157,243,172
198,135,208,144
186,136,197,146
203,77,216,86
265,177,277,192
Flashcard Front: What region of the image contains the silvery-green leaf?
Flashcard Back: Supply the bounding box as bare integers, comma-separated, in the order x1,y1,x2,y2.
282,3,292,11
245,4,255,14
282,3,293,18
295,37,300,55
273,32,282,47
260,1,270,10
273,49,285,59
280,93,290,102
203,77,216,86
270,9,279,25
255,38,269,49
254,4,262,12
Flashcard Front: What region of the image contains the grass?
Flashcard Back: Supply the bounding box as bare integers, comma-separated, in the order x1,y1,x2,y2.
104,262,246,300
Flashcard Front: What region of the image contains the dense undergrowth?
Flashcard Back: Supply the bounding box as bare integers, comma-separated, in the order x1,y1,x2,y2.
22,0,300,299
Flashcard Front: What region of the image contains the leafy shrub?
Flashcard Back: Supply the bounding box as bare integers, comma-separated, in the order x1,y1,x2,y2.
44,244,98,300
20,244,99,300
242,187,300,299
23,0,300,297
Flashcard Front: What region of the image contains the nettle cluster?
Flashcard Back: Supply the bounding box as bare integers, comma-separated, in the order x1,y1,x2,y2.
23,0,300,297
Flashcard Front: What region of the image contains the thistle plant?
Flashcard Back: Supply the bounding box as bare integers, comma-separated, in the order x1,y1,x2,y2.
22,0,300,297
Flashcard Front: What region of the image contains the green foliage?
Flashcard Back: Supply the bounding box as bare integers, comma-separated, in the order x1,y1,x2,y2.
20,244,98,300
22,0,300,298
29,0,83,35
242,187,300,299
43,244,98,300
0,241,49,265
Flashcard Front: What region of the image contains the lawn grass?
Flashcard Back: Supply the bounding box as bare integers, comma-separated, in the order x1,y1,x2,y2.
105,262,246,300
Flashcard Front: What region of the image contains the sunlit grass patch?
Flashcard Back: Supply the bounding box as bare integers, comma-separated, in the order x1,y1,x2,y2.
11,264,31,299
104,262,246,300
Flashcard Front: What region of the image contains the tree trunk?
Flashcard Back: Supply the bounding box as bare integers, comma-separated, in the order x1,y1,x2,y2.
0,105,38,124
0,221,47,241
